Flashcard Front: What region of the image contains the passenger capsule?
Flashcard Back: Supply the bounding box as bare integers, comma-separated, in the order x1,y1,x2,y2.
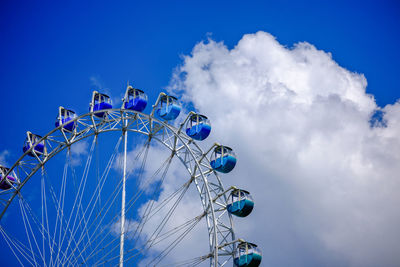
185,114,211,141
90,91,112,118
55,106,77,132
156,95,181,120
123,86,147,112
23,131,45,157
234,242,262,267
0,166,16,190
227,189,254,217
210,145,236,173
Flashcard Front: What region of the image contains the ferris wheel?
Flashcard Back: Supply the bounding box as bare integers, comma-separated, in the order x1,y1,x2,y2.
0,85,262,267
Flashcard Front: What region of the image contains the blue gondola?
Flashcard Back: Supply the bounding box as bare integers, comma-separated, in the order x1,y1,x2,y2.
90,91,113,118
210,146,236,173
55,106,77,132
0,166,16,190
156,95,181,121
123,86,147,112
227,189,254,217
23,131,45,157
185,114,211,141
234,242,262,267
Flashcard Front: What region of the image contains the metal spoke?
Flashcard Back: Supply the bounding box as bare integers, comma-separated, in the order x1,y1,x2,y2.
0,108,236,267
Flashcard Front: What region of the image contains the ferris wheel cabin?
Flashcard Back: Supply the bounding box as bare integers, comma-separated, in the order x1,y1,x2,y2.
234,242,262,267
0,166,16,190
90,91,113,118
227,189,254,217
210,145,237,173
22,131,45,157
156,95,181,120
123,86,148,112
185,114,211,141
55,106,77,132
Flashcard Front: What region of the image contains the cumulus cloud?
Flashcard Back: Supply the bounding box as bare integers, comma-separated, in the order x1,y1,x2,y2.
110,217,140,239
167,31,400,267
111,143,210,266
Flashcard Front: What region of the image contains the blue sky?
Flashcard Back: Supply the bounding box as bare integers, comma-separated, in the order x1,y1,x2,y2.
1,0,400,266
0,0,399,154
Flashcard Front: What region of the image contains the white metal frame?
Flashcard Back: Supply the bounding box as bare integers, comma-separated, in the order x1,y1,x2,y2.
0,104,236,266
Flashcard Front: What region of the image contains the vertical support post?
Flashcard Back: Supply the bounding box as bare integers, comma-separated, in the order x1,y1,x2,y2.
119,114,128,267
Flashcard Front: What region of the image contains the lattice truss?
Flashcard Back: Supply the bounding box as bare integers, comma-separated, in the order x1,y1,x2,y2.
0,109,236,267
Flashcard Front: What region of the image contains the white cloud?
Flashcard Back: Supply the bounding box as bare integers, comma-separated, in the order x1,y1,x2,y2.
0,150,10,166
114,143,172,191
167,31,400,267
90,75,123,107
111,144,210,266
69,140,89,166
90,75,104,90
110,217,140,239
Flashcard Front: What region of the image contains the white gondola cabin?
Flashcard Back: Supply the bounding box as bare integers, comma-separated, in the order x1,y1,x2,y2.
210,145,236,173
156,95,181,121
0,165,16,190
22,131,45,157
55,106,77,132
90,91,112,118
234,242,262,267
227,189,254,217
123,86,148,112
185,114,211,141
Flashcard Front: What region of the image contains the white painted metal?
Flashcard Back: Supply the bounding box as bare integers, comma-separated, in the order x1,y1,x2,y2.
0,108,236,266
119,115,128,267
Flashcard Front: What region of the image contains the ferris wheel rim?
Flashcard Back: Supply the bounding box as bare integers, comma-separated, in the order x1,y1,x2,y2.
0,108,235,266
